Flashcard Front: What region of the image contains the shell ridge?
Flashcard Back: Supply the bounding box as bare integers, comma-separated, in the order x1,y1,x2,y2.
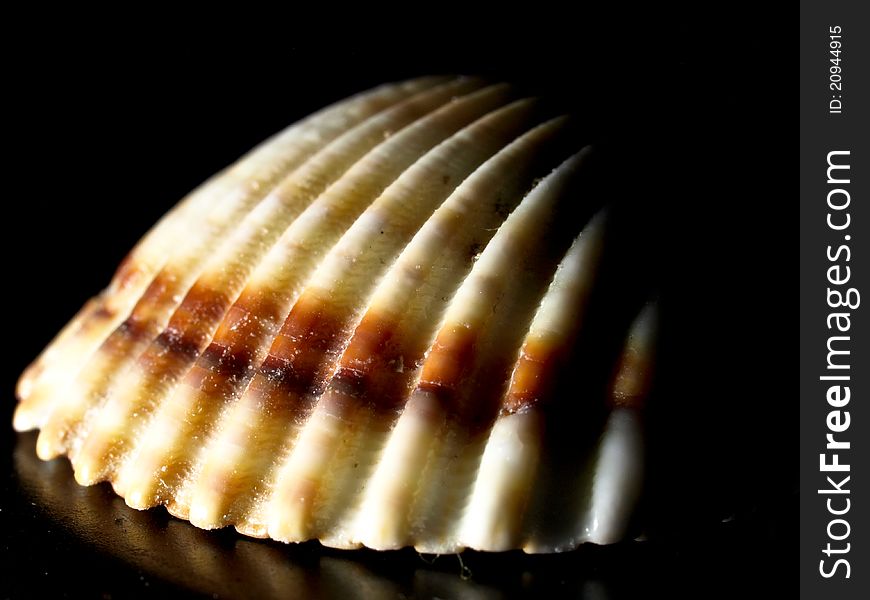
459,211,608,551
583,302,656,545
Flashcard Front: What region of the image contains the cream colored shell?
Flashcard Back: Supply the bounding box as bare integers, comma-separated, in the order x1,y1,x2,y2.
14,77,656,553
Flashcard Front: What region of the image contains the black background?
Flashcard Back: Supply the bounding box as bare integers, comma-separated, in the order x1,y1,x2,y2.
2,11,795,599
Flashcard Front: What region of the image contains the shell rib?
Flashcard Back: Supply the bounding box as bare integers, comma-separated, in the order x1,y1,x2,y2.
14,77,657,553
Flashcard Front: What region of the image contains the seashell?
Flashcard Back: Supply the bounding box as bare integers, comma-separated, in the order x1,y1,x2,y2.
14,76,657,553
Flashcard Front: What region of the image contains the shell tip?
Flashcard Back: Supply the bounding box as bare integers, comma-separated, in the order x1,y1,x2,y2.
188,502,219,529
123,484,155,510
34,431,62,461
72,457,104,486
12,406,35,432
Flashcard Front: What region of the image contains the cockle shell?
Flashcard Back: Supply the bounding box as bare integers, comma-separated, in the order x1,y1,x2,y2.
14,76,656,553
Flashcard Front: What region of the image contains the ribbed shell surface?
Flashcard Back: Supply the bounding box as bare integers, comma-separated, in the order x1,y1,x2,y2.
14,77,656,553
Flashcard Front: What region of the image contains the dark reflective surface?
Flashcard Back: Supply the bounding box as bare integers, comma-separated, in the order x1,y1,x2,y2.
10,431,615,598
6,429,792,599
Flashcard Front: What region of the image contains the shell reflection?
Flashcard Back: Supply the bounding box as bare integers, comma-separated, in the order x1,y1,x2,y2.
15,431,621,599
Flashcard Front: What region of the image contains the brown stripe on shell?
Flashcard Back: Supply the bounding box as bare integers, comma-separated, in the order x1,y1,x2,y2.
34,269,187,459
608,302,657,409
416,323,479,416
500,334,568,415
272,310,410,408
327,311,422,413
112,295,287,507
69,277,236,475
135,278,238,371
610,343,652,409
194,339,255,386
414,221,593,429
181,293,284,393
255,292,351,411
114,269,182,342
